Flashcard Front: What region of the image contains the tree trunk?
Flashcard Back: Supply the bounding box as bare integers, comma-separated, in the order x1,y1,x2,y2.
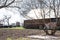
44,30,56,35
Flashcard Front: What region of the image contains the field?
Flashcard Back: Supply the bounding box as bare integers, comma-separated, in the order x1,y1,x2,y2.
0,27,60,40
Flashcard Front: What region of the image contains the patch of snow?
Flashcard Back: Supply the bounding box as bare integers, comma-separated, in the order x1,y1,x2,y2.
27,35,60,40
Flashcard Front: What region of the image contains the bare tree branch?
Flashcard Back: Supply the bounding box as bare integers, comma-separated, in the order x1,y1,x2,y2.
6,0,15,6
4,0,8,6
33,10,39,19
8,6,21,9
0,0,15,9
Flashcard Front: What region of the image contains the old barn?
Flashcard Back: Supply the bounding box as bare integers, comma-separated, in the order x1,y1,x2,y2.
24,18,60,29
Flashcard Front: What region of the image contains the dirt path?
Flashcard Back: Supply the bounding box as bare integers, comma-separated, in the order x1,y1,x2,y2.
27,35,60,40
0,29,60,40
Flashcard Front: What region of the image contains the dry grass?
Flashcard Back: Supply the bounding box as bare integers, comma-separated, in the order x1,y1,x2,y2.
7,37,31,40
0,27,25,30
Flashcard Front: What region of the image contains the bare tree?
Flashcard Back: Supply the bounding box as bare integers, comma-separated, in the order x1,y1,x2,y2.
0,15,11,26
37,0,60,35
0,0,22,10
3,15,11,25
21,0,60,35
0,0,22,26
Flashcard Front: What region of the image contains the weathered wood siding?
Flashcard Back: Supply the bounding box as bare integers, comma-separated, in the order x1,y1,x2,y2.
24,18,60,29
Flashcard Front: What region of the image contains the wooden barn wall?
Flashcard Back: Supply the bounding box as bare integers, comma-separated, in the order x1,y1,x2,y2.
24,18,60,29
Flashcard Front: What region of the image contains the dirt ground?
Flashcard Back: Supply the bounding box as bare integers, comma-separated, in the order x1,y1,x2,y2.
0,29,60,40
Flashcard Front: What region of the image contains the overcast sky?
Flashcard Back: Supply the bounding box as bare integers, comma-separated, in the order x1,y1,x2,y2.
0,8,25,25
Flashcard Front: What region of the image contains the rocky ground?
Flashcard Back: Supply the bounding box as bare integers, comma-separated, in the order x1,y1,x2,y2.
0,29,60,40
